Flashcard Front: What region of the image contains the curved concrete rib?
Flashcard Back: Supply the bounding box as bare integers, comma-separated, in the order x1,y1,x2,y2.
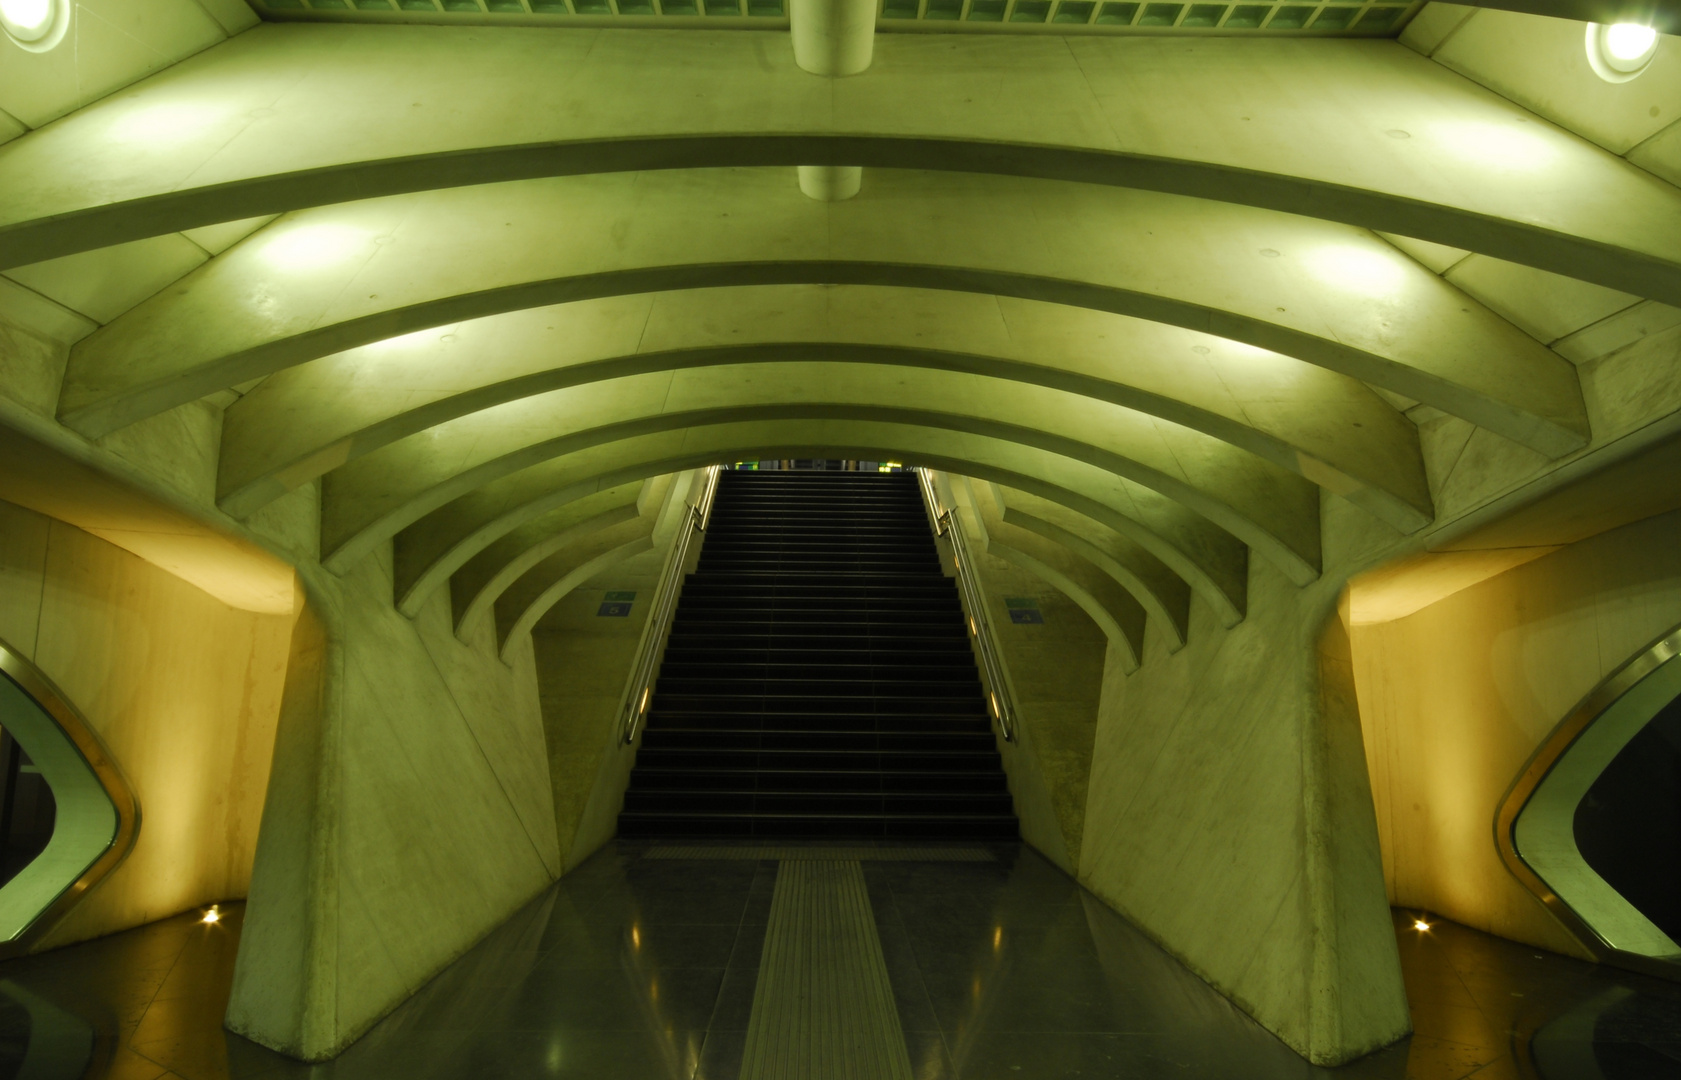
62,171,1586,459
315,375,1318,584
495,523,657,659
994,492,1191,653
322,400,1272,611
2,27,1676,306
372,423,1244,628
216,285,1429,531
452,496,643,633
982,529,1146,674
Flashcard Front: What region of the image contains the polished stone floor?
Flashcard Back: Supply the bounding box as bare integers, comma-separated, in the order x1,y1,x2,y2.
1,842,1678,1079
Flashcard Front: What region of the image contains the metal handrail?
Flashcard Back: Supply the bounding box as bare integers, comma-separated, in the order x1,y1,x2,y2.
620,465,721,745
915,469,1016,743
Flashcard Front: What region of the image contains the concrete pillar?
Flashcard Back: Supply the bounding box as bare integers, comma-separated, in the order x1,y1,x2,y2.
227,556,561,1060
791,0,876,75
791,0,873,201
797,164,863,201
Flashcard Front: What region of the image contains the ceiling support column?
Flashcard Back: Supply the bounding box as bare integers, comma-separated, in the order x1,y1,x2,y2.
791,0,874,201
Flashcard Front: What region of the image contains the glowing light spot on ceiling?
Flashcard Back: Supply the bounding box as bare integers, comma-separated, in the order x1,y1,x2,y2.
1606,23,1658,60
1306,245,1408,296
1430,120,1560,171
1587,23,1661,81
261,224,368,271
0,0,51,34
112,101,224,143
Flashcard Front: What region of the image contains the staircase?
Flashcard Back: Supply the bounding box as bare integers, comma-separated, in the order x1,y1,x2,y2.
618,469,1019,840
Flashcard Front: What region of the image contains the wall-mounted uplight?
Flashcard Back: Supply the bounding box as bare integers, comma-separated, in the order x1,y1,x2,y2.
1,0,67,51
201,905,221,925
1586,23,1661,83
1412,918,1431,932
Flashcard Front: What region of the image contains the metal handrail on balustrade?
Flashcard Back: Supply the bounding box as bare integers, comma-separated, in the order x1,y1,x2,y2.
915,468,1016,743
619,465,722,745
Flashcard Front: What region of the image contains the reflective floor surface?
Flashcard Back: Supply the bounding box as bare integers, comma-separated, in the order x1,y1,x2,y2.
1,842,1677,1079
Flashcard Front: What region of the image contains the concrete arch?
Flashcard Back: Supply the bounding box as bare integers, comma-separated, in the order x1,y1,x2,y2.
60,170,1585,458
314,373,1318,585
324,403,1267,619
216,285,1430,530
379,426,1240,636
495,525,657,659
978,515,1149,673
454,496,644,638
992,489,1192,652
2,27,1676,309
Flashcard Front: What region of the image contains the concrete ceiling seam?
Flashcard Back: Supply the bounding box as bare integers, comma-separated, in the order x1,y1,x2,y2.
213,287,1432,530
311,373,1320,580
374,430,1245,629
55,172,1588,460
2,26,1678,310
322,403,1260,615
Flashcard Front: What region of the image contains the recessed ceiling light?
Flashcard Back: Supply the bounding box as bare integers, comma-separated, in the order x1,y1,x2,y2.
1586,23,1662,83
1,0,67,51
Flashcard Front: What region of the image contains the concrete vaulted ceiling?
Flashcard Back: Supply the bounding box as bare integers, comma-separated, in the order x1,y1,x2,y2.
3,4,1677,653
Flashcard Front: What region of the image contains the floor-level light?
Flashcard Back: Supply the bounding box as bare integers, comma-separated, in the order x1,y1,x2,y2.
202,905,221,925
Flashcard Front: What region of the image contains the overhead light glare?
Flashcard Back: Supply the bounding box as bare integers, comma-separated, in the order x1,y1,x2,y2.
1412,918,1430,932
1,0,66,49
1306,245,1407,296
202,905,221,925
1587,23,1661,82
261,223,368,271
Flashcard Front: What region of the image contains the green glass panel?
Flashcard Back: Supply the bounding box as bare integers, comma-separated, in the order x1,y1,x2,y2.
1181,2,1222,24
1267,5,1313,27
398,0,440,10
1011,0,1050,20
1223,3,1265,25
1355,4,1403,29
308,0,351,9
440,0,481,10
925,0,962,18
353,0,393,10
620,0,656,11
883,0,920,16
747,0,783,13
1138,2,1181,25
661,0,698,11
967,0,1006,20
265,0,307,9
574,0,609,10
486,0,524,10
705,0,740,13
1312,5,1357,28
1094,0,1137,21
1053,0,1093,19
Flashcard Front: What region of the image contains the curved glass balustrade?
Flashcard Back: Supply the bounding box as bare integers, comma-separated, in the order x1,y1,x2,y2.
1502,626,1681,978
0,641,137,955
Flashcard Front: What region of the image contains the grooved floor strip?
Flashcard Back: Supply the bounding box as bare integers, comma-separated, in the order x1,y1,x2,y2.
643,844,994,862
738,859,915,1080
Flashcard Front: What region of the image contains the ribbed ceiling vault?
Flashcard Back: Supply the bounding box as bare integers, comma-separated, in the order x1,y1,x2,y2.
2,9,1676,655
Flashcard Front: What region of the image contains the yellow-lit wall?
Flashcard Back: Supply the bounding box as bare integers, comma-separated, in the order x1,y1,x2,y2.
1351,509,1681,959
0,497,293,948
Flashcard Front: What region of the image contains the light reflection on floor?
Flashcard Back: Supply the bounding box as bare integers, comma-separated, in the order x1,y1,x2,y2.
0,842,1676,1079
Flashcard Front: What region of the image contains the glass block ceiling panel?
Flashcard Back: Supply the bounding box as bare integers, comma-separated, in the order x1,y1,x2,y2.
250,0,1422,35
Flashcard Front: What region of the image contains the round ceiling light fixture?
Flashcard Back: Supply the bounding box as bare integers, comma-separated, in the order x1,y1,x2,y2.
1585,22,1661,83
0,0,67,51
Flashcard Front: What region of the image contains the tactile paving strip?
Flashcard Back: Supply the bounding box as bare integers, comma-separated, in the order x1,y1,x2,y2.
739,859,915,1080
643,844,995,861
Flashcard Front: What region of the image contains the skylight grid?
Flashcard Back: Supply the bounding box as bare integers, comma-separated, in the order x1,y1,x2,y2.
254,0,1419,33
